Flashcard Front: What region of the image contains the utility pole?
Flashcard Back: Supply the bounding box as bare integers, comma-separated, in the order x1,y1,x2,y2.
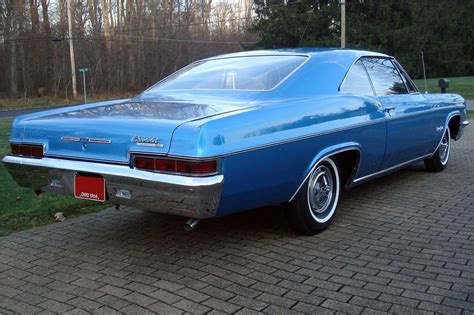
67,0,77,98
340,0,346,48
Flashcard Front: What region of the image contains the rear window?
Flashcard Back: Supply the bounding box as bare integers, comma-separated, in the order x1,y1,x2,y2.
146,56,307,92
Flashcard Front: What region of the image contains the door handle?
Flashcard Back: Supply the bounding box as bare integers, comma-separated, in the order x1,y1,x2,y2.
384,106,396,113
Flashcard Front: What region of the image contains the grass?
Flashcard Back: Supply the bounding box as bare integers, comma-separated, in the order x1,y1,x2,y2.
414,76,474,100
0,93,135,111
0,96,73,111
468,111,474,120
0,118,107,236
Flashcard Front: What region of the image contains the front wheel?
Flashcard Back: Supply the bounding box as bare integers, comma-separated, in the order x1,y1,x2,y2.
286,157,341,235
425,127,451,172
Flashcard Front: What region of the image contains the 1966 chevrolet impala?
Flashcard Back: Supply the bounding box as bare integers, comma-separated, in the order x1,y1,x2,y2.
3,49,469,234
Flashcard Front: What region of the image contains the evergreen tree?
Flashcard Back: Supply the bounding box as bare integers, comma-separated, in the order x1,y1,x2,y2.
251,0,474,77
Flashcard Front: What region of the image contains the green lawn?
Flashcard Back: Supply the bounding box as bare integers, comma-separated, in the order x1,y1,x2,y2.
0,93,134,111
0,118,106,236
414,76,474,100
0,97,74,111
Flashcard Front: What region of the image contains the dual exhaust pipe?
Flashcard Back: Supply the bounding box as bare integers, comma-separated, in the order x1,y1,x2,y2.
184,218,200,232
116,203,200,231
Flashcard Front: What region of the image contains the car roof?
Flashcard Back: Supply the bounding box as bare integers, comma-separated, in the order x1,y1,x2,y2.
205,48,390,62
188,48,392,96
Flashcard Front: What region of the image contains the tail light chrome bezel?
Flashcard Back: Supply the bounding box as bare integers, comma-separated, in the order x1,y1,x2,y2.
10,143,45,159
133,155,219,177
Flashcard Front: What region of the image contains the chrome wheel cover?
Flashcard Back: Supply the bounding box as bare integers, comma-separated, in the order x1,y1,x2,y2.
308,165,333,215
306,159,340,223
439,128,451,165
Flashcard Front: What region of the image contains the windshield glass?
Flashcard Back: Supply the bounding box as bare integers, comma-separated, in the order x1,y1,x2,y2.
146,55,307,92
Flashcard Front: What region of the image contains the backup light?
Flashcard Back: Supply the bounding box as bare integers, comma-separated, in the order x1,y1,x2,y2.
134,156,218,176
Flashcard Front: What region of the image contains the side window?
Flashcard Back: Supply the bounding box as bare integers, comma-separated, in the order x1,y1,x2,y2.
340,60,375,96
362,58,408,96
393,60,418,93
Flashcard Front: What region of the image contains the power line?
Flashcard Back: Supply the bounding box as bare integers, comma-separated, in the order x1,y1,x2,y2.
108,16,253,34
0,14,255,43
107,33,257,44
0,0,304,44
298,0,318,47
0,33,257,45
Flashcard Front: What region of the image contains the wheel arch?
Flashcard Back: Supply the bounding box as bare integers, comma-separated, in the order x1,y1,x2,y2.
431,111,462,158
448,115,461,140
288,143,362,202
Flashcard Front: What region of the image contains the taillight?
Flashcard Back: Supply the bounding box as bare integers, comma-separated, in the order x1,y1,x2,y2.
10,143,20,155
176,160,217,175
134,156,218,176
30,146,44,158
10,143,44,158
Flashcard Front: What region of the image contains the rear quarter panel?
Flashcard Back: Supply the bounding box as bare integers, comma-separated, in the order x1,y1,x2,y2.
170,94,387,216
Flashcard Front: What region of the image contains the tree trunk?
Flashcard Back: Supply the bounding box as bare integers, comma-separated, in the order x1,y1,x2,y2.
10,38,18,97
9,1,19,96
101,0,111,50
29,0,40,33
41,0,53,92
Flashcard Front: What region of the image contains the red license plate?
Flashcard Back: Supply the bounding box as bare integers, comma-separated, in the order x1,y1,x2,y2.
74,175,106,202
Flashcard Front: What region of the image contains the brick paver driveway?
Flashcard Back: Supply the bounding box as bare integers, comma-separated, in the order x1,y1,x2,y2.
1,125,473,315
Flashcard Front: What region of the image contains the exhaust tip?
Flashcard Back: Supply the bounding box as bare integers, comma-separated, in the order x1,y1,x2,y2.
184,218,200,232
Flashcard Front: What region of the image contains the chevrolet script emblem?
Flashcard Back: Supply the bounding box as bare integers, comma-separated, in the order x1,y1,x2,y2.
131,136,164,148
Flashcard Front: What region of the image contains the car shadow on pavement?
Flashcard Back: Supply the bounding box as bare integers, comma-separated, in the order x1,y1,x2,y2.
112,162,430,239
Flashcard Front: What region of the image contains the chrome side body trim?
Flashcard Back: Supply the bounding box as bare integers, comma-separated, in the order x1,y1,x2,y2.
2,156,223,218
384,105,464,122
353,111,464,184
169,119,383,160
288,146,362,203
353,154,432,184
167,106,463,160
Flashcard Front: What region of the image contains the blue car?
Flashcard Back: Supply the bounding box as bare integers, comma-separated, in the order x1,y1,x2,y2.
3,49,469,234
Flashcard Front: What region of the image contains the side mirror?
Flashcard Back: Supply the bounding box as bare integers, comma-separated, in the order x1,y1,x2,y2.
438,78,449,93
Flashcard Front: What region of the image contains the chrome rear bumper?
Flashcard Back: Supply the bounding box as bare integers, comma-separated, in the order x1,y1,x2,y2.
2,156,223,218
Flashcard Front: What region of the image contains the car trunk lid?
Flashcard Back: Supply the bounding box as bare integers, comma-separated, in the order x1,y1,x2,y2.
21,99,253,163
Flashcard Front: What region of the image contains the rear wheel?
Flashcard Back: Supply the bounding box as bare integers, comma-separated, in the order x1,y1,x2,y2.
425,127,451,172
287,157,340,235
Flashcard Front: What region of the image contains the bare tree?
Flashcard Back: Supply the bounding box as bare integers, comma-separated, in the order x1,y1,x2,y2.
0,0,257,99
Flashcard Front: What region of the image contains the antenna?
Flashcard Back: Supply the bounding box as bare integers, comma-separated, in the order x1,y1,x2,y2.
421,51,428,93
298,0,318,47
